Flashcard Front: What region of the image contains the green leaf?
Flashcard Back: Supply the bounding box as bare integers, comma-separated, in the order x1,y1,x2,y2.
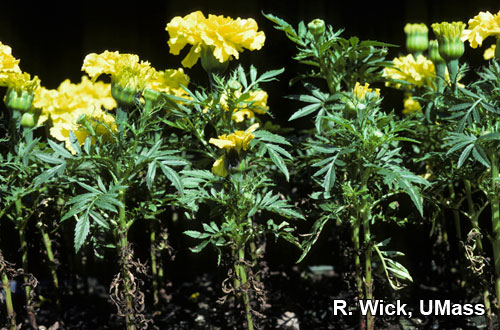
268,147,289,181
457,144,474,168
189,240,210,253
159,163,184,195
74,215,90,252
253,130,291,146
69,131,82,155
48,139,73,159
289,103,322,121
184,230,211,239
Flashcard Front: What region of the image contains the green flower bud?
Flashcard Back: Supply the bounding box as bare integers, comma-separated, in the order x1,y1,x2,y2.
308,19,326,39
20,112,36,128
404,23,429,54
228,79,241,91
428,40,445,64
200,46,229,75
111,82,138,107
4,88,34,112
431,21,466,61
143,88,161,103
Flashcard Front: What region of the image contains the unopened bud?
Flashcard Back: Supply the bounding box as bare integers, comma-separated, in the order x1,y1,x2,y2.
308,19,326,39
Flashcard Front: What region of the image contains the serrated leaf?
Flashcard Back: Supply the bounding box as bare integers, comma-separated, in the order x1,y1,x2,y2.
69,131,82,155
159,163,184,195
48,139,73,159
457,144,474,168
184,230,211,239
289,103,321,121
268,147,289,181
74,215,90,252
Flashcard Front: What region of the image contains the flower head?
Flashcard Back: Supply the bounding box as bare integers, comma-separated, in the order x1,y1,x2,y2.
308,19,326,38
209,123,259,177
0,42,21,81
209,123,259,153
428,40,445,64
166,11,266,68
432,21,466,60
402,93,422,114
33,77,117,153
461,10,500,48
82,50,154,91
383,54,436,90
404,23,429,53
353,82,380,100
484,44,497,60
147,67,190,98
229,89,269,122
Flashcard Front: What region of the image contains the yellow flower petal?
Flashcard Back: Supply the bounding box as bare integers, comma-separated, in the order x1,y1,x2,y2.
212,155,228,177
484,44,496,60
166,11,265,67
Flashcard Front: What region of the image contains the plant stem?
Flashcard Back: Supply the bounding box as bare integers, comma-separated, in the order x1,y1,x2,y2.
361,195,373,330
448,183,462,241
464,179,492,329
1,257,16,330
38,222,60,290
16,200,37,329
235,246,254,330
118,188,136,330
352,219,365,330
150,226,159,305
488,152,500,321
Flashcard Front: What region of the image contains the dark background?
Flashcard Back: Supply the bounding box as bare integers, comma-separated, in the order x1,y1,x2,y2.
0,0,499,124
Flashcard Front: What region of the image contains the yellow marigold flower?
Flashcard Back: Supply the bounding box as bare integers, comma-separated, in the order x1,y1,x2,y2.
33,76,116,126
166,11,266,68
484,44,497,60
402,93,422,114
212,155,229,177
1,72,40,94
231,89,269,122
353,82,380,100
461,10,500,48
0,42,21,81
82,50,154,90
383,54,436,89
209,123,259,153
147,67,190,98
50,107,116,153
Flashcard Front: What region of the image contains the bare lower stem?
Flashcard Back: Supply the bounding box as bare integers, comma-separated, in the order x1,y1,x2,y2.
118,189,136,330
1,260,16,330
235,247,254,330
150,227,159,305
16,200,37,329
464,179,492,329
39,225,59,289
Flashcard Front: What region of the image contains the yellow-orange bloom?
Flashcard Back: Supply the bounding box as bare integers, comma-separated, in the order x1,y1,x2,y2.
82,50,154,90
209,123,259,153
0,42,21,81
461,10,500,48
166,11,266,68
402,94,422,115
33,77,117,153
353,82,380,100
383,54,436,90
484,44,497,60
147,67,190,98
227,89,269,122
212,155,229,177
209,124,259,176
